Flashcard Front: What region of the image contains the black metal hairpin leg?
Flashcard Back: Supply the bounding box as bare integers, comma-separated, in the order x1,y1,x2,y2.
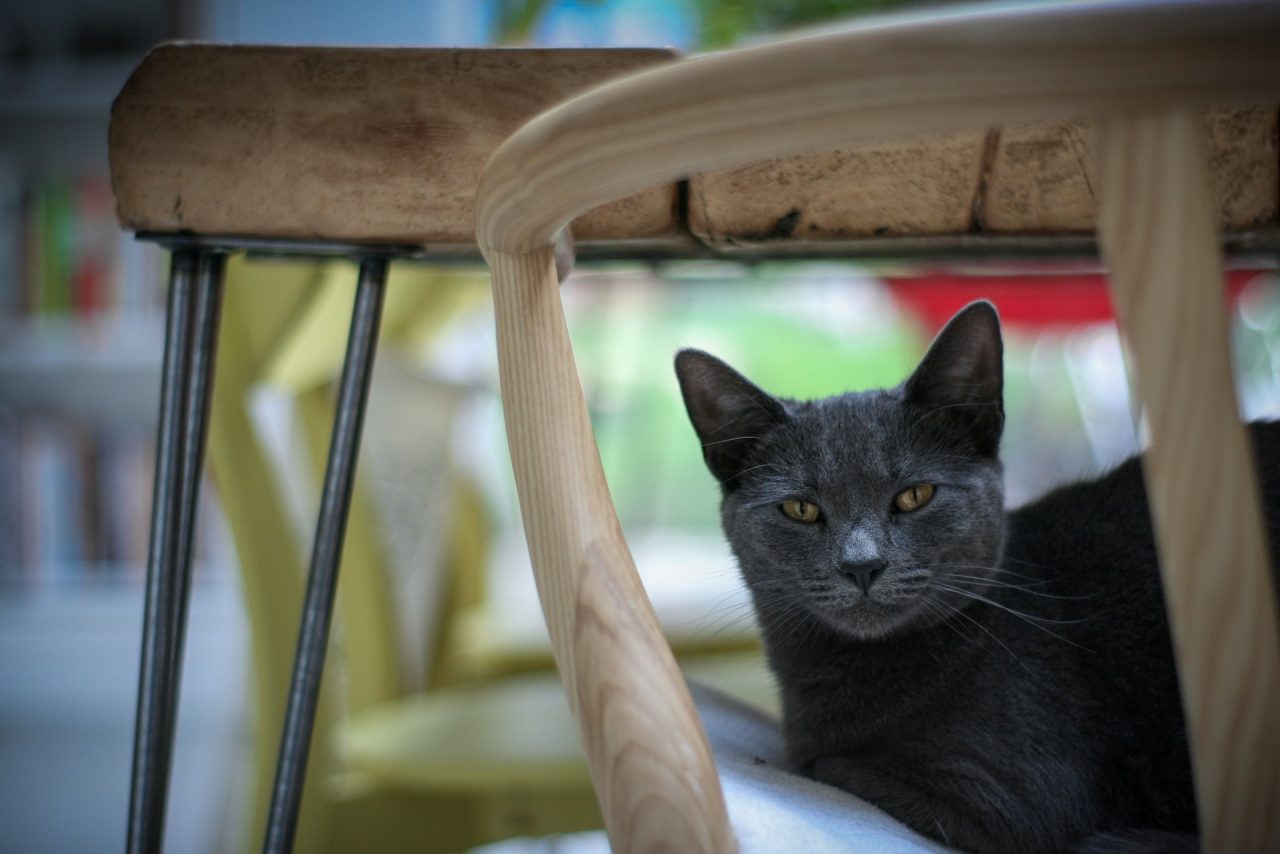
162,253,227,759
127,249,226,854
263,257,388,854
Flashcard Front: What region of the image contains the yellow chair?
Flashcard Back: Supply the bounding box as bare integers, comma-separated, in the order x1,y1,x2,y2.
208,256,602,852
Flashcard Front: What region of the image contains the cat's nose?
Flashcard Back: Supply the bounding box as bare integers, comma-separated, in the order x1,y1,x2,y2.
839,558,887,595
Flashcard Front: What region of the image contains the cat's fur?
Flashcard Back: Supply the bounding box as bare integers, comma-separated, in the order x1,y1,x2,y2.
675,302,1280,854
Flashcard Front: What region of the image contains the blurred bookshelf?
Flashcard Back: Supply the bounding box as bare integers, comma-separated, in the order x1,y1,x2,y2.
0,56,141,116
0,0,233,595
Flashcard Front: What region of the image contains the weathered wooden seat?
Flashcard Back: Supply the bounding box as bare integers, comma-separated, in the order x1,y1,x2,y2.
111,47,1276,259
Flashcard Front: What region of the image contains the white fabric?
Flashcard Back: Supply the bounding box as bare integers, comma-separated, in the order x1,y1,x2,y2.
475,685,953,853
689,683,953,853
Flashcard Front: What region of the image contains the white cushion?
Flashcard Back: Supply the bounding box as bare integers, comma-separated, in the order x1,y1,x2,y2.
474,684,953,853
690,683,953,853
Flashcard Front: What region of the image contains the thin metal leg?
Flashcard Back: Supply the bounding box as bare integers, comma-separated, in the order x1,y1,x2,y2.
161,252,227,766
264,257,388,854
128,250,198,854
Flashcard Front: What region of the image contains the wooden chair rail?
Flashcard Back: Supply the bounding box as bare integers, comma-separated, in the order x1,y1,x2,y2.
474,2,1280,852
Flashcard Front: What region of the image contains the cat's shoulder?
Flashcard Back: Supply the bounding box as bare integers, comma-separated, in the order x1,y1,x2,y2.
1008,419,1280,561
1016,419,1280,512
1246,419,1280,484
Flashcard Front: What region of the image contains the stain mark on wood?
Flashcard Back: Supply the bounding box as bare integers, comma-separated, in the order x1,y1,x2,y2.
742,207,801,242
969,128,1001,233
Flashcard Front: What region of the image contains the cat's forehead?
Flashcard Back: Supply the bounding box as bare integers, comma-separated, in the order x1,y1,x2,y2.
782,389,912,476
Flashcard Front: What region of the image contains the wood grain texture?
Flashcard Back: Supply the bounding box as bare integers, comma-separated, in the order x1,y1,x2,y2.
476,0,1280,253
475,3,1280,851
689,132,988,248
985,108,1278,232
109,45,679,245
1095,110,1280,854
487,248,733,852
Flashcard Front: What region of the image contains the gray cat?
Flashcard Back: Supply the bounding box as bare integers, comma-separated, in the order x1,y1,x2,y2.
675,301,1280,854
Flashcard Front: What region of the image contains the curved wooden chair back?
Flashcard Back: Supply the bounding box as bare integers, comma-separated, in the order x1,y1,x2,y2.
474,2,1280,851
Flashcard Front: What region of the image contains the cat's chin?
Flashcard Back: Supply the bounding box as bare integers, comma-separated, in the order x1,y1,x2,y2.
808,596,928,641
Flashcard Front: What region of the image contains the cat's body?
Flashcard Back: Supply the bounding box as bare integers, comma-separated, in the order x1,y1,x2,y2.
765,447,1280,853
675,303,1280,854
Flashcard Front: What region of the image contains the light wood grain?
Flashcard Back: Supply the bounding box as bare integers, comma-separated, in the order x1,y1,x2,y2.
488,247,733,852
476,2,1280,851
985,109,1278,232
109,45,679,245
1095,109,1280,854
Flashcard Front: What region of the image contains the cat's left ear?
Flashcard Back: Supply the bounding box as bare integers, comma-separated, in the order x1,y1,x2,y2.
903,300,1004,457
675,349,788,486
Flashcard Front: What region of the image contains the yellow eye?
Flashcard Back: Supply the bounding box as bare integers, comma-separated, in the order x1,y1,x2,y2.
781,499,821,523
894,484,935,513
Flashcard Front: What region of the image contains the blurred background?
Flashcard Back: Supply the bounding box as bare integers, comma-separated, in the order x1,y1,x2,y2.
2,0,1279,852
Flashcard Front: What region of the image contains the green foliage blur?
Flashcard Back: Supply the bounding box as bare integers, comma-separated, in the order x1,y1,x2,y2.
692,0,924,48
562,270,925,533
499,0,935,48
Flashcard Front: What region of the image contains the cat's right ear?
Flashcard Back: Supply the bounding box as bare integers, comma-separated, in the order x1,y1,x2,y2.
904,300,1004,457
675,349,787,485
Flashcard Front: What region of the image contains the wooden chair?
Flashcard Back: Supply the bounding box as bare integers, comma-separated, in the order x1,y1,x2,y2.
108,1,1279,851
473,2,1280,851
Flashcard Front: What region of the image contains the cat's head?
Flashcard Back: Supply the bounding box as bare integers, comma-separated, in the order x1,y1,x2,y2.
675,301,1006,641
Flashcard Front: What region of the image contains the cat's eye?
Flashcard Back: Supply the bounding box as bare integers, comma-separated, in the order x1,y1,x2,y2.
893,483,935,513
781,499,821,523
